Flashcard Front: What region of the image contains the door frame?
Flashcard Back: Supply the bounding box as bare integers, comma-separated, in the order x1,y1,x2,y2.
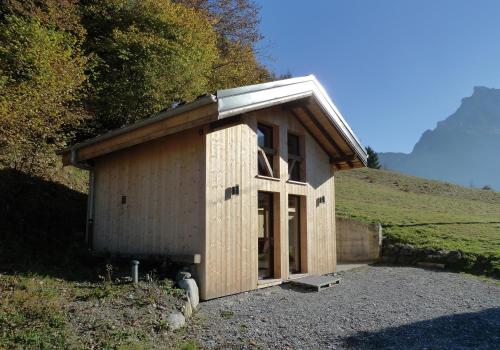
257,191,281,284
288,194,307,278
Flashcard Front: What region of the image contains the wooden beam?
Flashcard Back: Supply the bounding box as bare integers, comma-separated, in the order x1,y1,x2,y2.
63,103,218,164
300,106,346,158
258,148,274,177
171,254,201,264
330,154,357,164
290,110,333,158
209,114,243,131
88,252,202,264
281,97,313,111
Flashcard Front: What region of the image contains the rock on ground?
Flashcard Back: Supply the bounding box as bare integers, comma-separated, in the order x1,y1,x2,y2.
179,278,199,310
166,312,186,330
192,265,500,349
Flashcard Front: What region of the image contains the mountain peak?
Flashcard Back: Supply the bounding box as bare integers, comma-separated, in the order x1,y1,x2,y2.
445,86,500,130
379,86,500,190
472,86,495,95
467,86,500,103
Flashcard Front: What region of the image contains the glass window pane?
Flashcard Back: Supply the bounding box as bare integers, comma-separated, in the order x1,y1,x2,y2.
258,156,266,175
257,128,265,148
288,134,299,156
257,124,273,148
289,159,301,181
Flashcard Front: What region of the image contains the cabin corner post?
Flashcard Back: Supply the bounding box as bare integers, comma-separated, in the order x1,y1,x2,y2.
199,129,209,301
331,168,337,272
86,169,96,250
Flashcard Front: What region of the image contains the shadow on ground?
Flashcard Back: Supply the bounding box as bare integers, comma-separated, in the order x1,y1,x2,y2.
342,307,500,350
0,169,96,280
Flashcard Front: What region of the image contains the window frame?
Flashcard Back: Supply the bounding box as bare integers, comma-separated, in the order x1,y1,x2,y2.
287,131,305,182
257,122,279,178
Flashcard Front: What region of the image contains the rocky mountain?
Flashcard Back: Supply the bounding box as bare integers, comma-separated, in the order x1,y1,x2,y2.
379,86,500,190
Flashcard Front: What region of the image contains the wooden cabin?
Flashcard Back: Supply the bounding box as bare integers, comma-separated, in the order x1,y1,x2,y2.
61,76,367,300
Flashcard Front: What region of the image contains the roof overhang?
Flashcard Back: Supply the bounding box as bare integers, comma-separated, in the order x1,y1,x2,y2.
61,75,367,170
216,75,367,169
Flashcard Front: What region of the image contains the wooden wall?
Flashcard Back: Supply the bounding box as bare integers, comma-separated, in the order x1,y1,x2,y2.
92,128,206,282
90,105,336,300
204,106,336,299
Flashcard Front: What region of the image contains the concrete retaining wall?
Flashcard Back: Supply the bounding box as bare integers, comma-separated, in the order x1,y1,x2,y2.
336,218,382,263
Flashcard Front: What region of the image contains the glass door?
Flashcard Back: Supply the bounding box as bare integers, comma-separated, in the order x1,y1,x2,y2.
258,192,274,279
288,195,301,274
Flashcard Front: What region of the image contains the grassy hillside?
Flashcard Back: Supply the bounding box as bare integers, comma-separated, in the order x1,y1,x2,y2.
336,168,500,274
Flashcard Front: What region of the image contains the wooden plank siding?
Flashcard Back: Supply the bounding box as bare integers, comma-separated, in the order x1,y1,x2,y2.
92,128,206,285
89,105,337,301
203,106,336,300
62,102,218,165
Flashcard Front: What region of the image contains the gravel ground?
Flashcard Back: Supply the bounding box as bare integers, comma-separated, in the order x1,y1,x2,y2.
193,266,500,349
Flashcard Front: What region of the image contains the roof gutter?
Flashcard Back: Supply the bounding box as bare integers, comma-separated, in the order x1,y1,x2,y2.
70,149,92,170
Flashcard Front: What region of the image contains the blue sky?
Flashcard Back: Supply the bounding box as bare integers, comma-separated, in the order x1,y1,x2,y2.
254,0,500,153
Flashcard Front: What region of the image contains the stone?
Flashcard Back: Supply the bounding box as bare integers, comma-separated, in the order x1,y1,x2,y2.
178,278,199,310
426,254,445,262
417,262,445,269
382,244,395,256
394,243,406,249
424,247,437,256
382,243,403,258
400,244,414,256
380,256,397,264
398,255,416,265
183,297,193,318
414,248,427,258
166,312,185,330
176,271,192,281
436,250,449,258
447,250,462,264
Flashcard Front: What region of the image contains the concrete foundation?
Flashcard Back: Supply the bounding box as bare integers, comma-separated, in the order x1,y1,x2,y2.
336,218,382,263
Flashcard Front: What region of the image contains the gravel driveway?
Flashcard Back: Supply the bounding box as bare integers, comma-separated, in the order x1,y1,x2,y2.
193,265,500,349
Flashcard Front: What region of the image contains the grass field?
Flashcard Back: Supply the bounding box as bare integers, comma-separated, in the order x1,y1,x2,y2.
335,168,500,274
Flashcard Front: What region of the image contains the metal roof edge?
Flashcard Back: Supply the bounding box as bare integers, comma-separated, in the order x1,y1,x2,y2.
216,75,367,164
58,94,217,155
308,77,368,164
217,75,316,98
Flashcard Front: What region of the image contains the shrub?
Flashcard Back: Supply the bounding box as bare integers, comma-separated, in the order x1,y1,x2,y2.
0,16,87,175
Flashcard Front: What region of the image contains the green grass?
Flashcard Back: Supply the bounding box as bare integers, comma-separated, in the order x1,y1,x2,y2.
0,169,198,349
0,275,72,349
336,168,500,275
0,274,194,349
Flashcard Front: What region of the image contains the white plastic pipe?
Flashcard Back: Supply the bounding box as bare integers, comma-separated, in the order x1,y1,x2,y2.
131,260,139,284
